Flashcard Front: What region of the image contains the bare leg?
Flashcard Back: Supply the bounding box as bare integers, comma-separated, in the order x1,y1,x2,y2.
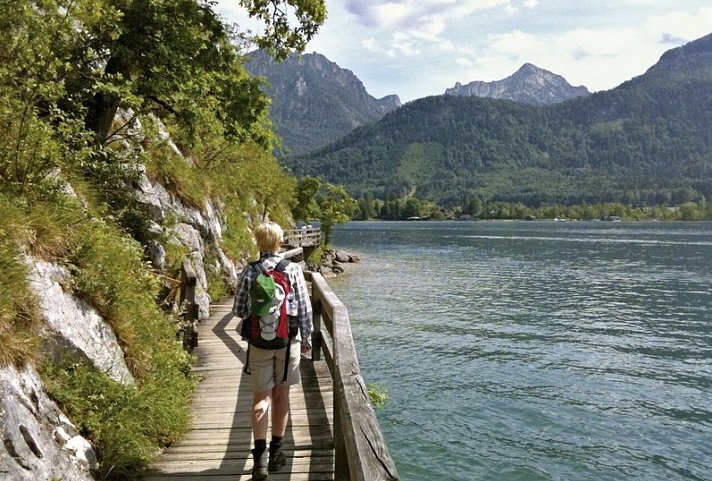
252,390,271,440
271,384,291,437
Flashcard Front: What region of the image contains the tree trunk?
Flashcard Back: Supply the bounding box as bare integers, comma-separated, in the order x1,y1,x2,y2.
85,55,129,145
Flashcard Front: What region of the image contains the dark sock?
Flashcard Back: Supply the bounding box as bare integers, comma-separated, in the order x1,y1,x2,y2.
254,439,267,453
270,436,283,450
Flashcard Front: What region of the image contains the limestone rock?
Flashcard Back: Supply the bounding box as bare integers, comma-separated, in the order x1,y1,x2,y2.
334,250,351,263
27,259,134,386
0,365,96,481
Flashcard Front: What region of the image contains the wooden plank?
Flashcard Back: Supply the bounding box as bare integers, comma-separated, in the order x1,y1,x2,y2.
158,448,334,461
144,471,334,481
145,296,335,481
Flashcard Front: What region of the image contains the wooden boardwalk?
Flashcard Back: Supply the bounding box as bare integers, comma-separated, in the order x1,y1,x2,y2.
144,300,336,481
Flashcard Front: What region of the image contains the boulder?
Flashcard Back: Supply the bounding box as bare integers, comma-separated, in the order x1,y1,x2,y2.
334,250,351,263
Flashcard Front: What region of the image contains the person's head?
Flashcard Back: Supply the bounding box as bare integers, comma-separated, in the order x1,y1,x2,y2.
254,221,283,254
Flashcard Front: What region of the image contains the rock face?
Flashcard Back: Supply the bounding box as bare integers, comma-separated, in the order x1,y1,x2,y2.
445,63,590,105
0,111,241,478
131,134,238,320
27,259,134,386
246,50,401,155
0,364,97,481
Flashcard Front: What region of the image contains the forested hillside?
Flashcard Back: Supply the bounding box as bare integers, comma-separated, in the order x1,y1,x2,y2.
292,33,712,207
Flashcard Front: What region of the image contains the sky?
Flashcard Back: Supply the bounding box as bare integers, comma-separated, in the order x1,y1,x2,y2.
215,0,712,102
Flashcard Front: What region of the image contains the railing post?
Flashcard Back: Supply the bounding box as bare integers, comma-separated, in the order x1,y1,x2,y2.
311,291,322,362
334,382,348,481
181,260,198,352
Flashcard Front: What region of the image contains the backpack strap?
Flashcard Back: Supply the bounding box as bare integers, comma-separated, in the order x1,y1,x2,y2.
274,259,290,273
275,259,293,383
281,338,291,383
250,260,265,275
244,342,251,375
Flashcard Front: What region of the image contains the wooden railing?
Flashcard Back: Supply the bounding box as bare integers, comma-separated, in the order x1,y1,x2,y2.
179,260,199,352
283,227,322,247
306,270,400,481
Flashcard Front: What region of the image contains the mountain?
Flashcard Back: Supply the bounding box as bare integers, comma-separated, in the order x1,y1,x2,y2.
246,51,401,156
444,63,590,105
291,33,712,207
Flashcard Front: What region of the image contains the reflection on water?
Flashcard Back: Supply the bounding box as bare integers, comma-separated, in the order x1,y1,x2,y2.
331,221,712,481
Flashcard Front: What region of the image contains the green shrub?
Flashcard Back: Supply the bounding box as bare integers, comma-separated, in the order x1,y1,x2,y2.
41,359,192,481
367,382,389,410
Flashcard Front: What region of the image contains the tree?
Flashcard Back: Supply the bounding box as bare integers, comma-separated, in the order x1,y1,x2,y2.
402,197,422,218
238,0,327,60
292,176,321,222
317,184,357,245
57,0,326,145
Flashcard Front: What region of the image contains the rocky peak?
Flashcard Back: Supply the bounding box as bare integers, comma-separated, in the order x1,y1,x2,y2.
445,63,591,106
246,50,401,156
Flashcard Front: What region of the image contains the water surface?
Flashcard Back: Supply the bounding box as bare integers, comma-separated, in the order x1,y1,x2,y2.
329,221,712,481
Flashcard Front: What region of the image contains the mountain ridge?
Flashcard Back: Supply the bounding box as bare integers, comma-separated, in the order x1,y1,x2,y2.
290,33,712,207
246,51,401,156
445,63,591,105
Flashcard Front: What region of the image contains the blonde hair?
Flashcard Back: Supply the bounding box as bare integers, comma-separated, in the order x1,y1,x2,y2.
254,221,283,253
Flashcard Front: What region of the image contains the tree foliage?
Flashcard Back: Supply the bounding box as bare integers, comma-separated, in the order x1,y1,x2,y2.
292,176,322,222
238,0,327,60
317,183,357,245
0,0,326,478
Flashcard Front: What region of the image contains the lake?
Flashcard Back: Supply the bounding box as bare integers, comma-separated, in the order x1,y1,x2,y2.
329,220,712,481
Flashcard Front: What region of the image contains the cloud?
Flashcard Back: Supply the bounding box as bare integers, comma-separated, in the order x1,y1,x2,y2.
362,37,380,52
344,1,511,38
391,32,420,57
452,5,712,92
339,0,518,62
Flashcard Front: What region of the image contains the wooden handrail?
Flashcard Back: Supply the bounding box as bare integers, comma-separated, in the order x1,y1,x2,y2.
306,271,400,481
283,227,322,247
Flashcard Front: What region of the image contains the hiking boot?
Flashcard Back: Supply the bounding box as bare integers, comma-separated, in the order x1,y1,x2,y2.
251,448,268,480
268,444,286,473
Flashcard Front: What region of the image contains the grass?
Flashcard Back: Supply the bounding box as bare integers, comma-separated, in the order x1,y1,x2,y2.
42,358,192,481
0,195,85,368
0,193,194,481
0,234,41,368
144,140,209,211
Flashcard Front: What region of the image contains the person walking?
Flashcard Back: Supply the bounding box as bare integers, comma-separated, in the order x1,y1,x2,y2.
233,221,313,480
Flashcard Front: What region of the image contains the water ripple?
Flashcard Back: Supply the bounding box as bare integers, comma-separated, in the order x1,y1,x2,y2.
332,221,712,481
